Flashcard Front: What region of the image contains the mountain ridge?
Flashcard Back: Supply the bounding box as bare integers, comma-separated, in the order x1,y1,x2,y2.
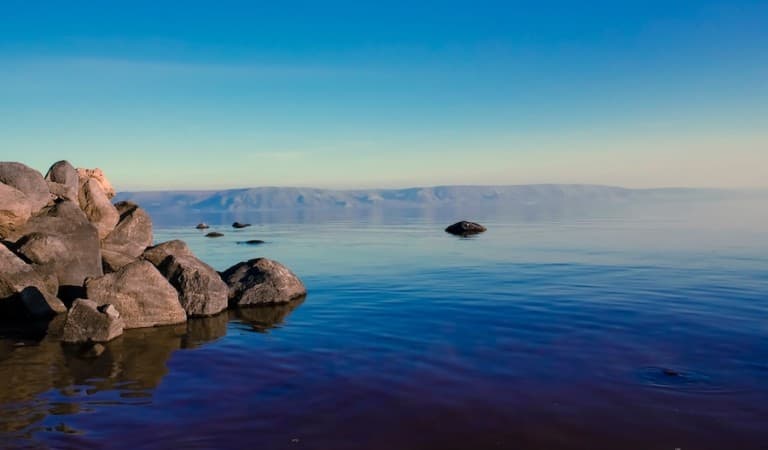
114,184,764,214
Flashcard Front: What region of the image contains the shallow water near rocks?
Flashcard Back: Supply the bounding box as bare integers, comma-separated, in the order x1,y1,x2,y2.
1,199,767,450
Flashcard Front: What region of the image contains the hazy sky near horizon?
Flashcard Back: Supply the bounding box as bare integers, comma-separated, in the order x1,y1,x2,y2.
1,1,766,191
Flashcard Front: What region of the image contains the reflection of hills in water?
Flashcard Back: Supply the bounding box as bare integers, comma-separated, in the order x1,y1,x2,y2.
0,300,303,442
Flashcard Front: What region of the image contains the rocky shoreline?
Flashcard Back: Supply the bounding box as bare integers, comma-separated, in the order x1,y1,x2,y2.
0,161,306,344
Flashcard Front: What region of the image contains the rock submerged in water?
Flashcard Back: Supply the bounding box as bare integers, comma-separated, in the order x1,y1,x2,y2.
221,258,307,307
196,223,210,229
445,220,487,236
232,222,251,229
205,232,224,238
237,240,265,245
62,299,124,343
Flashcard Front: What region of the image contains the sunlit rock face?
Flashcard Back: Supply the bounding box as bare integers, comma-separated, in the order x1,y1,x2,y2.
222,258,307,307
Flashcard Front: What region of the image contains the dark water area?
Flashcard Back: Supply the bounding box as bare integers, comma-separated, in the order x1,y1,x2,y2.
1,199,767,449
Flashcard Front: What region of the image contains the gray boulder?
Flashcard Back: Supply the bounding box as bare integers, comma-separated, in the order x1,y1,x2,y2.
85,260,186,329
0,183,32,239
62,299,124,343
0,162,51,212
11,201,102,299
101,201,153,259
143,240,228,316
445,220,487,236
44,161,79,202
0,243,66,317
78,177,119,240
221,258,306,307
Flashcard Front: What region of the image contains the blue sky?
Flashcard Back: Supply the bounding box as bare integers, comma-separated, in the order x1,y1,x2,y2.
1,0,766,190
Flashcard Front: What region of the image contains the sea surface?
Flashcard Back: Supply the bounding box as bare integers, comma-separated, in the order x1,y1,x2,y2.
1,199,767,450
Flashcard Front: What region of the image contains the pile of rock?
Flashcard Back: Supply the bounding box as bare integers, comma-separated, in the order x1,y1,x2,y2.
0,161,306,343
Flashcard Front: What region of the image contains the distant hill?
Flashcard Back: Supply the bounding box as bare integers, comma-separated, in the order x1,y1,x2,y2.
114,184,763,215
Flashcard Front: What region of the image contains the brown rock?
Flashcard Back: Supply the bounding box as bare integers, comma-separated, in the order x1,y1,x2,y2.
45,161,79,202
101,201,153,258
0,162,51,212
85,260,186,329
62,299,124,343
221,258,306,307
78,177,119,240
0,183,32,239
77,167,116,199
0,243,66,317
11,201,102,300
143,240,228,316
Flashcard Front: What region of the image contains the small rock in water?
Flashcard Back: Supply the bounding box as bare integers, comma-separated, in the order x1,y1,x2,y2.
445,220,487,236
232,222,252,229
662,368,682,377
196,223,210,229
237,240,265,245
205,232,224,238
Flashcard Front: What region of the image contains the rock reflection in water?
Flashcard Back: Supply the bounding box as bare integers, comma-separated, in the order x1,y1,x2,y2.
232,296,305,332
182,312,229,349
0,308,296,445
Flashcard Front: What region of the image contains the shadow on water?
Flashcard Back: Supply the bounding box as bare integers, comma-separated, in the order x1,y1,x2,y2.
0,300,304,445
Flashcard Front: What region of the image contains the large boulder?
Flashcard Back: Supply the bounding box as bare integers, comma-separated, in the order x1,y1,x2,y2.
0,243,66,317
62,299,124,343
85,260,186,329
221,258,306,307
0,162,51,212
444,220,487,236
45,160,79,202
78,178,119,240
143,240,228,316
11,201,102,300
0,183,32,239
101,249,137,273
101,201,153,261
77,168,115,199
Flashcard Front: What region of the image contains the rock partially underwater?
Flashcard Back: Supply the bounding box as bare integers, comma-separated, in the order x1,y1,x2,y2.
445,220,487,236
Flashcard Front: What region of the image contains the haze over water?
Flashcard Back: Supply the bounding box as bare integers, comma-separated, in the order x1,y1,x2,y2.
1,197,766,450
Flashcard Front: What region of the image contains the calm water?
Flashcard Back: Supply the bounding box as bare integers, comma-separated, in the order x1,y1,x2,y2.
1,200,767,450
